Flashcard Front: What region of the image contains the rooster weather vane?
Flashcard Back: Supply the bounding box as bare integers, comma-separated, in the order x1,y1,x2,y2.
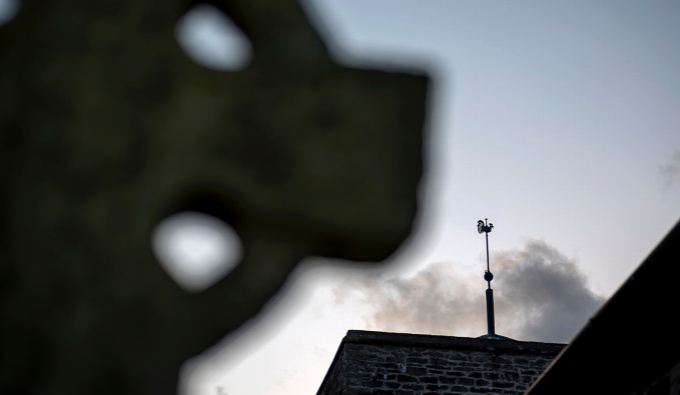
477,218,496,336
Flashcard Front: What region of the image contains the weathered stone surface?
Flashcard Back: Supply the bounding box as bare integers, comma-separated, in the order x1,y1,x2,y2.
317,331,565,395
0,1,430,394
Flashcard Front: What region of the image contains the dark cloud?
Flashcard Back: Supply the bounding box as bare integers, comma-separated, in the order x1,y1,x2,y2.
336,240,606,344
493,240,606,343
334,262,486,337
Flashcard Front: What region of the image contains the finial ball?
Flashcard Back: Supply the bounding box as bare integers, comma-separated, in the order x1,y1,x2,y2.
484,271,494,282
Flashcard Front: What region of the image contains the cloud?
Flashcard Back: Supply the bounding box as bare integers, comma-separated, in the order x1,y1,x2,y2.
334,262,485,338
660,150,680,188
335,240,606,344
492,240,606,343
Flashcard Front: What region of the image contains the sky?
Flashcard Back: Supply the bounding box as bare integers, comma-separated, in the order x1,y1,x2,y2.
3,1,679,394
167,2,680,395
174,1,680,395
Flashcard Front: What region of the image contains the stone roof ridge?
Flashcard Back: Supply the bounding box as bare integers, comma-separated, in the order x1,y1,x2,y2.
343,329,566,355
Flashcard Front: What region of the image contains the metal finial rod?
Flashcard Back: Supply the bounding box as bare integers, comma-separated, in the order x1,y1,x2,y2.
477,218,494,285
477,218,495,336
485,229,490,274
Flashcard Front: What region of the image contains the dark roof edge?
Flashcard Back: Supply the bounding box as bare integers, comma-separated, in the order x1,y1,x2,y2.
525,219,680,395
344,330,566,356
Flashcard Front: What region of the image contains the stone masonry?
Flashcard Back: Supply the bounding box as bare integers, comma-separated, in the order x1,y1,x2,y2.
316,330,565,395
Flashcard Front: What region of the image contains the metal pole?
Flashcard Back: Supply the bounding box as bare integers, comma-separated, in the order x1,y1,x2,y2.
486,288,495,335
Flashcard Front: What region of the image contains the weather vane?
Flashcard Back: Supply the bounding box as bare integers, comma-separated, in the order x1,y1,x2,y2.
477,218,496,336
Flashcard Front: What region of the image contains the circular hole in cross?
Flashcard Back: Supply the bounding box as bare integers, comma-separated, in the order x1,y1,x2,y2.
151,211,243,293
175,3,252,71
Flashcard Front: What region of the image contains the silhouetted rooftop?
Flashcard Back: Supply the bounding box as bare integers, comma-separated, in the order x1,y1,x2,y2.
342,330,565,355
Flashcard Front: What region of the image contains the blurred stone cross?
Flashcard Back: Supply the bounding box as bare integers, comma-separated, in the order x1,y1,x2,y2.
0,0,430,393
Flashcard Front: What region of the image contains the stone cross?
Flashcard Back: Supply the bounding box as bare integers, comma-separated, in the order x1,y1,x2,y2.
0,1,430,393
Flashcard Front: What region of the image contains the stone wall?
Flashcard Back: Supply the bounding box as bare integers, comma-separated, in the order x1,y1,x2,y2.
317,330,565,395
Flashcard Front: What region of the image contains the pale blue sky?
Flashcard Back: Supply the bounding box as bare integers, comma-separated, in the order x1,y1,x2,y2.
175,1,680,395
297,0,680,293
